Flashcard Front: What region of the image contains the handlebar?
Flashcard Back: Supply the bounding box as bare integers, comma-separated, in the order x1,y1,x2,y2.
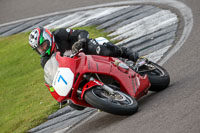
134,57,148,72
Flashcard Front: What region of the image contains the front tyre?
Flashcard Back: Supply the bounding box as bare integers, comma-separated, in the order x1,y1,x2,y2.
68,100,86,110
84,86,138,115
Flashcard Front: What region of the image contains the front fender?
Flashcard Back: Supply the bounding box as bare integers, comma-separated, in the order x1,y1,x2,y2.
81,80,103,100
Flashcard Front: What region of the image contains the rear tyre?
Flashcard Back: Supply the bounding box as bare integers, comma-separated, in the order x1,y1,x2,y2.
142,61,170,92
84,86,138,115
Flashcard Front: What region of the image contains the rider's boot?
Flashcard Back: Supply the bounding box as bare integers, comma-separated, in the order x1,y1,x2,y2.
121,47,139,62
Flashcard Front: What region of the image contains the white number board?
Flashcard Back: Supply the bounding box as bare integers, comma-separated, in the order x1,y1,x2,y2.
52,68,74,96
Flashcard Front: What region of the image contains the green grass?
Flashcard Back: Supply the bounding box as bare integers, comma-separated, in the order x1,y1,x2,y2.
0,26,112,133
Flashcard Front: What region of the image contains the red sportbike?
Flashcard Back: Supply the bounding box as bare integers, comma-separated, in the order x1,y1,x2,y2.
44,51,170,115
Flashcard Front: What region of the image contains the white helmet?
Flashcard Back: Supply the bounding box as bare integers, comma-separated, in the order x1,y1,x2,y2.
29,28,55,56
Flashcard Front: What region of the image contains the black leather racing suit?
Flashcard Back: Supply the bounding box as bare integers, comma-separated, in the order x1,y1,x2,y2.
41,28,138,68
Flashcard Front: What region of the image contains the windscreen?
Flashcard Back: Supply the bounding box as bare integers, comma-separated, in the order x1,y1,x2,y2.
44,53,59,86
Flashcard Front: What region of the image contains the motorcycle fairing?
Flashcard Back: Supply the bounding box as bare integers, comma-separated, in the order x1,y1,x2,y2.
46,52,150,106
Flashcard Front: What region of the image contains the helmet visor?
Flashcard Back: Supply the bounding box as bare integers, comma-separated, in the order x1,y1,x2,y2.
36,40,50,56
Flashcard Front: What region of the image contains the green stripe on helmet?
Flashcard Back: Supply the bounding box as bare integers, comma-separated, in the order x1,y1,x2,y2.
46,47,51,55
39,34,45,45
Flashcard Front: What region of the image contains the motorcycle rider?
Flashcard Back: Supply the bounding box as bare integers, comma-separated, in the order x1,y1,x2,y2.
28,27,139,68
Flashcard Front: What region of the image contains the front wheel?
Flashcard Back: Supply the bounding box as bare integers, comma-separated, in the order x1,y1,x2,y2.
84,86,138,115
68,100,86,110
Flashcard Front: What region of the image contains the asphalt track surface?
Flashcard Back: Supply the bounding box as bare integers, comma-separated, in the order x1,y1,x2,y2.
0,0,122,24
1,0,199,133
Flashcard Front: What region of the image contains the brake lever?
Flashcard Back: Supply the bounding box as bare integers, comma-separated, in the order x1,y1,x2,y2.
70,48,83,58
69,53,76,58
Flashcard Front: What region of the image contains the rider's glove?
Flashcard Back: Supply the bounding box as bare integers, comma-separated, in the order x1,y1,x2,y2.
72,39,86,54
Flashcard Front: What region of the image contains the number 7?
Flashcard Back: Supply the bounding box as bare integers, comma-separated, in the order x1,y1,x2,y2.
58,75,68,85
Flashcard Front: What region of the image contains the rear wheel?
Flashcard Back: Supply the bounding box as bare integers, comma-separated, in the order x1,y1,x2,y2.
139,61,170,92
84,86,138,115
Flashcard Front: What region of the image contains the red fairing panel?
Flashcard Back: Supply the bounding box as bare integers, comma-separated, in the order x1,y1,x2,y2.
45,83,66,102
81,80,104,100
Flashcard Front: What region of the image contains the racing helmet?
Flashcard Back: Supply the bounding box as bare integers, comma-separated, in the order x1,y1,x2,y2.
29,28,56,56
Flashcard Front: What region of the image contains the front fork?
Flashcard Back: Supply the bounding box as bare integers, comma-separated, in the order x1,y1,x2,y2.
80,74,115,99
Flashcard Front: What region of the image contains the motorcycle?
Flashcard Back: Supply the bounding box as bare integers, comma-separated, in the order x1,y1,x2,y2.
44,49,170,116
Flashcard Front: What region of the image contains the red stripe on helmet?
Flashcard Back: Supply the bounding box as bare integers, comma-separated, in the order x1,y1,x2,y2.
51,42,56,53
45,29,53,37
36,28,41,46
45,28,55,54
